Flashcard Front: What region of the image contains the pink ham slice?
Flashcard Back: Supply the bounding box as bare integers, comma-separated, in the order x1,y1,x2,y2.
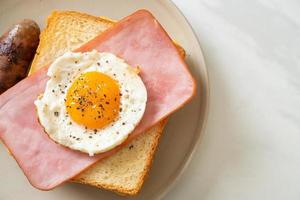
0,10,196,190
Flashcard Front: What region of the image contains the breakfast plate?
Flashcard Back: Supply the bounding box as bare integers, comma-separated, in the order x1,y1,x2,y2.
0,0,209,199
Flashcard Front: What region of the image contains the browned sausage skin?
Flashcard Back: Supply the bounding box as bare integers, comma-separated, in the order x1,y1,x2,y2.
0,19,40,94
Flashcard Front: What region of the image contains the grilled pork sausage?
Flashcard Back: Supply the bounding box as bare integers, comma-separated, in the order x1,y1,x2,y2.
0,19,40,94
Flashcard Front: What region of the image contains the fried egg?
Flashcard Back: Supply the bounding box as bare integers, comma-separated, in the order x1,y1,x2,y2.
35,50,147,156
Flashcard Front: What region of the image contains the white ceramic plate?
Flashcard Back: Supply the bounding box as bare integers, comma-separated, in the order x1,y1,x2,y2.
0,0,209,199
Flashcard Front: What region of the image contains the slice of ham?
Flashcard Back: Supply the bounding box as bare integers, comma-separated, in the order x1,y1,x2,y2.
0,10,196,190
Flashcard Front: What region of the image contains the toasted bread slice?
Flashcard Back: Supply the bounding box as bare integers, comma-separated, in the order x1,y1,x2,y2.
30,11,185,195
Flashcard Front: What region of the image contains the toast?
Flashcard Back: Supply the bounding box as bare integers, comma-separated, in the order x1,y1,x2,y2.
30,11,185,195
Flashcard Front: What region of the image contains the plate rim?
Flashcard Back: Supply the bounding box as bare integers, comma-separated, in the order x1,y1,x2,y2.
152,1,210,199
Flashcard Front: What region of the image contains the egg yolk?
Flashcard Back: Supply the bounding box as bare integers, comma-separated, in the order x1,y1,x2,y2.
65,71,120,129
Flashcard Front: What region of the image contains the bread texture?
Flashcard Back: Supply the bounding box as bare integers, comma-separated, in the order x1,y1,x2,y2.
30,10,185,195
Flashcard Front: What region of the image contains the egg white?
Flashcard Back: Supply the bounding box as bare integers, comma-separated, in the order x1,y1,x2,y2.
35,50,147,156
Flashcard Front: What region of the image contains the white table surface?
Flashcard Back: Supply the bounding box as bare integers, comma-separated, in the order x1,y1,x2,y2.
166,0,300,199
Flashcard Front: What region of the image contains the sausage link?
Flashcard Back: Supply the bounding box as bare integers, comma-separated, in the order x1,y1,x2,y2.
0,19,40,94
